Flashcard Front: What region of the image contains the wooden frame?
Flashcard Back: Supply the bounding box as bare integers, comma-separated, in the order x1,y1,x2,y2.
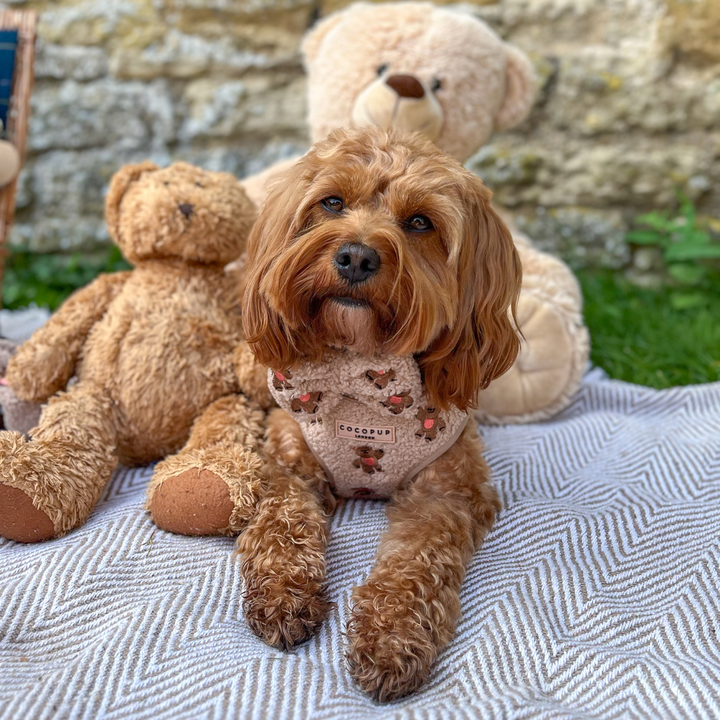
0,10,37,279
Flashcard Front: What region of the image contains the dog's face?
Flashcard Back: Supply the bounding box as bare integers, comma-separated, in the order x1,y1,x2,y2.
243,127,521,410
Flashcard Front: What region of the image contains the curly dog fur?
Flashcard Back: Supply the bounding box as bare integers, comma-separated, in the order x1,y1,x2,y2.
240,127,521,701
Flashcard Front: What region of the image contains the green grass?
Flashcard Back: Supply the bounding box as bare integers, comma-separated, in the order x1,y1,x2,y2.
2,247,131,311
577,269,720,388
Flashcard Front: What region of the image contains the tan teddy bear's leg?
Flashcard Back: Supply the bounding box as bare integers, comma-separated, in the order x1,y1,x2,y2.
0,382,120,542
147,394,266,537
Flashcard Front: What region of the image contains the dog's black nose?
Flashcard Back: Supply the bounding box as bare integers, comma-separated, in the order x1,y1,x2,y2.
179,203,194,219
334,243,380,285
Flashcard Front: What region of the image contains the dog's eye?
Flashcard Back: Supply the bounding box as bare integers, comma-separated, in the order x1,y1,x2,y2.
321,196,344,213
406,214,433,232
377,63,389,76
431,78,442,92
195,182,204,188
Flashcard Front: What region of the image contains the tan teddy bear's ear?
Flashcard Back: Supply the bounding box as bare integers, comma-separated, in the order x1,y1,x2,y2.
301,7,349,67
495,45,537,133
105,161,159,242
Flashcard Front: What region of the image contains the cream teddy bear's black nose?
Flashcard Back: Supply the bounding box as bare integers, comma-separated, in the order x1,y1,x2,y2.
385,74,425,99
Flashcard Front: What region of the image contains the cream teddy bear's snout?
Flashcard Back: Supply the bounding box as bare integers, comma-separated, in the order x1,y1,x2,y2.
351,71,443,142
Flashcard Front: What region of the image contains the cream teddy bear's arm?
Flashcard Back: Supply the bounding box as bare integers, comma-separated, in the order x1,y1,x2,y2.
6,271,131,403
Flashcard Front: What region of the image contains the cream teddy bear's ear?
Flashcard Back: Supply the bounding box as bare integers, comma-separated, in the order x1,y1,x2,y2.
495,45,537,132
301,5,354,68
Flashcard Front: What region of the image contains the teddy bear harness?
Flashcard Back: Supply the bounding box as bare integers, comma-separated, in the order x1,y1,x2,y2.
269,351,468,499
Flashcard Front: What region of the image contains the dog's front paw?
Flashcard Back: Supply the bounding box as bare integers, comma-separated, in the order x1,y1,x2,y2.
243,569,330,650
346,582,438,702
237,463,331,650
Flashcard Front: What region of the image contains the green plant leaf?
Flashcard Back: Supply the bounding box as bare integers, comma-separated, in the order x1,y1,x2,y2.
678,193,696,226
680,228,712,245
668,263,705,285
665,243,720,261
670,291,706,310
626,231,664,245
635,211,671,230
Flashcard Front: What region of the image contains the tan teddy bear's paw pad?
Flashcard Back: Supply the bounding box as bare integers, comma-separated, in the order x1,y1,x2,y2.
150,468,235,536
0,483,55,543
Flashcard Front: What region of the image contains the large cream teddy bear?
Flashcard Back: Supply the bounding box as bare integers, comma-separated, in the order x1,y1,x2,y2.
242,1,590,424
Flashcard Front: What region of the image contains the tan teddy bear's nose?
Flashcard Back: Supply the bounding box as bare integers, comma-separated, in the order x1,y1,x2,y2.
385,74,425,99
178,203,194,219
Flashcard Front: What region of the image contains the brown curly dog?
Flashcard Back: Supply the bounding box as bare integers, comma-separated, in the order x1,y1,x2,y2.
241,127,521,702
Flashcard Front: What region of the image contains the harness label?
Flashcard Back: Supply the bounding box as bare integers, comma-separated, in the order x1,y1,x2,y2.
336,420,396,444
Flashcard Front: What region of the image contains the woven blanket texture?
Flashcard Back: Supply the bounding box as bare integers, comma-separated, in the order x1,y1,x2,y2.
1,369,719,720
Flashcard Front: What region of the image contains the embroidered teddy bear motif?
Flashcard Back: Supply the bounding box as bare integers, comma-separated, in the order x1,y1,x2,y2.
415,407,446,441
291,391,323,414
381,391,414,415
365,369,397,390
352,487,380,499
272,369,294,390
352,446,384,474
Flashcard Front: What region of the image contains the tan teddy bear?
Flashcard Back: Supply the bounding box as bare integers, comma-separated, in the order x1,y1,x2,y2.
0,162,271,543
241,1,590,424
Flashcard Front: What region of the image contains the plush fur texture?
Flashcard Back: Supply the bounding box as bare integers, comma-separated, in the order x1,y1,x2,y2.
303,1,534,163
240,1,590,423
0,162,267,543
240,127,518,701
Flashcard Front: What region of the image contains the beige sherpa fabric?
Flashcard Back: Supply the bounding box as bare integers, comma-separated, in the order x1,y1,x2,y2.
269,352,467,499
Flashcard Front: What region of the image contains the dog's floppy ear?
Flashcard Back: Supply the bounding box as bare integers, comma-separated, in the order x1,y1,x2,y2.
105,161,159,243
495,45,536,132
420,175,522,411
242,161,314,370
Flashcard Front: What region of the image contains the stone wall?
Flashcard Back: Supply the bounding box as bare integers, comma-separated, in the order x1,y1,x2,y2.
2,0,719,268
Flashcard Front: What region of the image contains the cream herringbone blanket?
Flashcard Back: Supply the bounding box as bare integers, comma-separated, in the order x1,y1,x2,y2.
2,369,719,719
